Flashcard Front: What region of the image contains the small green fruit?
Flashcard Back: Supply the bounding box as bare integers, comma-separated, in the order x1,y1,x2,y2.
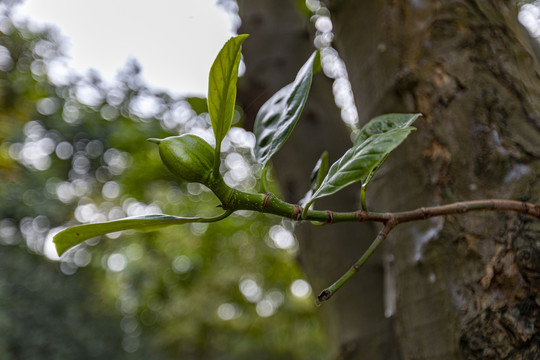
149,134,214,184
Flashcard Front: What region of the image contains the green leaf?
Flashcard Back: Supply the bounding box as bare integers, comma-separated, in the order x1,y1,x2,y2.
355,113,421,145
356,113,421,190
208,34,249,153
187,97,208,115
299,151,329,208
253,51,320,167
312,150,329,193
54,214,201,256
308,127,415,204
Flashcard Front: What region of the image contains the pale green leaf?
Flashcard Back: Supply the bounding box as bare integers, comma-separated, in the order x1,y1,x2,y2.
54,214,200,256
208,34,249,151
355,113,421,145
309,127,415,203
253,51,320,167
356,113,421,189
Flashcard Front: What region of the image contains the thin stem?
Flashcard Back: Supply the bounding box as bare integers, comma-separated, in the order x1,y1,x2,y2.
317,222,396,302
213,141,222,178
360,186,368,211
197,209,234,223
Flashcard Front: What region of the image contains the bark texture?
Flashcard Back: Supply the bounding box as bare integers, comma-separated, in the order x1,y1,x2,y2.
330,0,540,358
239,0,540,359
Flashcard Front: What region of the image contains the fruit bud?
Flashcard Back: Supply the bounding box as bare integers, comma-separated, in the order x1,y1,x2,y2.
148,134,214,185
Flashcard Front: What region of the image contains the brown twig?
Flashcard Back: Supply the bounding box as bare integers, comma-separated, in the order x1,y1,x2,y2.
318,199,540,302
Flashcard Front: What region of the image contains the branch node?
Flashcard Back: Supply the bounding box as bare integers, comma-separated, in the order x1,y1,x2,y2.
356,210,367,222
261,192,272,213
222,188,237,210
421,207,429,219
326,210,335,224
293,205,303,221
521,202,540,218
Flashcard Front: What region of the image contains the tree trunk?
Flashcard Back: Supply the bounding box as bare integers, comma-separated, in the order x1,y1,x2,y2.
237,2,399,358
238,0,540,359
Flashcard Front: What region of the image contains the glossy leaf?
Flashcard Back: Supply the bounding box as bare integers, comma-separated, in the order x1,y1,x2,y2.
253,51,320,167
358,113,421,188
208,34,249,151
307,127,415,205
354,113,421,145
54,214,201,256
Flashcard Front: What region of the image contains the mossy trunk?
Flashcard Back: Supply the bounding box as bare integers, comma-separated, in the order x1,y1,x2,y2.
239,0,540,359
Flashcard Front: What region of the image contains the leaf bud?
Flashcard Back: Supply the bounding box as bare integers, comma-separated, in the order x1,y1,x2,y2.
148,134,214,185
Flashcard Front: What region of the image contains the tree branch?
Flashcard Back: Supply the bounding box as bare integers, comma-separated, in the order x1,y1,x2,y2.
317,221,396,302
355,199,540,224
200,179,540,301
316,199,540,302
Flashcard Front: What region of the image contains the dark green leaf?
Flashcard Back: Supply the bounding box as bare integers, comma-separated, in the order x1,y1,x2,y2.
354,113,421,145
54,214,201,256
308,127,415,204
253,51,320,167
208,34,249,152
312,150,329,192
299,151,329,206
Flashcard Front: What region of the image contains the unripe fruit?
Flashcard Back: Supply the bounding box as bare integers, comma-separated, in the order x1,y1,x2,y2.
148,134,214,184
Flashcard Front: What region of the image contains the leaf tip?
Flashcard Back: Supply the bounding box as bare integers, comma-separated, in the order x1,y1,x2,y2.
236,33,250,42
320,150,329,163
53,233,69,257
147,138,161,145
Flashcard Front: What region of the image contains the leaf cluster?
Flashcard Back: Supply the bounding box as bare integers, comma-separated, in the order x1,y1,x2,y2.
53,35,420,256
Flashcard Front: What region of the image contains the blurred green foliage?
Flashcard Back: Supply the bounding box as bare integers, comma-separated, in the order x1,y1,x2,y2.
0,7,327,359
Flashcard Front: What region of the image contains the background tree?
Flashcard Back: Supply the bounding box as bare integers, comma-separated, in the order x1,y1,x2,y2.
0,6,327,359
238,0,540,359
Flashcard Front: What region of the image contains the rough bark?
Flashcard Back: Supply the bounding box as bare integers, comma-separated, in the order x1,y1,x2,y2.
239,0,540,359
329,0,540,358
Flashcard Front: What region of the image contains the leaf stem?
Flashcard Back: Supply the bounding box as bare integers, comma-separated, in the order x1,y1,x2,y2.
213,144,222,179
261,165,270,193
199,209,235,223
360,186,368,211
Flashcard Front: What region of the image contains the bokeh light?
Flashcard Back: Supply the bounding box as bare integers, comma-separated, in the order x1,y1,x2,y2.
0,2,329,358
291,279,312,298
519,2,540,38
